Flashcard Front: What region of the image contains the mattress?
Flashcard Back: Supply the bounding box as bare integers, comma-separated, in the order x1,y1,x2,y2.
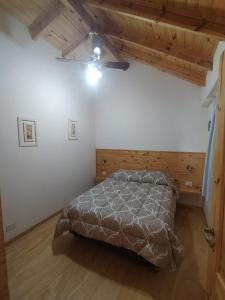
54,170,183,270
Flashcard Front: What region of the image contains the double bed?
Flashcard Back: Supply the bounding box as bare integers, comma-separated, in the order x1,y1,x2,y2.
54,170,183,270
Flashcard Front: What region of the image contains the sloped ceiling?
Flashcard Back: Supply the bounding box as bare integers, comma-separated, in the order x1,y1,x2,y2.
0,0,225,85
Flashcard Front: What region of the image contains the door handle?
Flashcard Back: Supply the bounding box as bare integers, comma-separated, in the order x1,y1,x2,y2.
203,227,215,248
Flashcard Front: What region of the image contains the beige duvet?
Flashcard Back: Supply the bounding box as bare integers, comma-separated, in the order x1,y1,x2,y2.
54,170,183,270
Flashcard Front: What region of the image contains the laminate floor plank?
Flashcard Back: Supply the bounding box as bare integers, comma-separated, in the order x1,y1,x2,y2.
6,205,208,300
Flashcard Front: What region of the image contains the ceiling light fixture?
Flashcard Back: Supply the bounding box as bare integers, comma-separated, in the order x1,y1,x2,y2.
86,63,102,86
93,46,101,56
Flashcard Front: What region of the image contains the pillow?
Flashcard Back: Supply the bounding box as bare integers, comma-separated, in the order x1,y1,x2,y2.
142,170,179,197
142,170,174,185
110,169,145,183
110,169,179,198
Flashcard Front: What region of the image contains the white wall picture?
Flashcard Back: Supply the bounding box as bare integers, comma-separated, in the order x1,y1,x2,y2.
68,120,78,140
17,117,38,147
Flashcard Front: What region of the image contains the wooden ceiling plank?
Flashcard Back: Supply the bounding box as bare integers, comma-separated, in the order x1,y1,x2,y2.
102,35,125,62
63,0,96,30
107,31,212,70
29,2,64,40
62,32,89,57
114,40,206,86
122,48,206,86
61,0,125,62
83,0,225,40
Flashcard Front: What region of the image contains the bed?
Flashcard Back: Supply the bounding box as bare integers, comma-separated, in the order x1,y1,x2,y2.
54,170,183,270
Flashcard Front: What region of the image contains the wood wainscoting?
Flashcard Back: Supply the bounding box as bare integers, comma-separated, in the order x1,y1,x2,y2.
96,149,205,194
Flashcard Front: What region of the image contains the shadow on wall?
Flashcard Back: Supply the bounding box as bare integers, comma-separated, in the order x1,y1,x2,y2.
0,9,31,47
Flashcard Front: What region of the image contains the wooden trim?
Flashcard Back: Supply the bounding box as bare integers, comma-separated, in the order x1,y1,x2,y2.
96,149,205,194
5,209,61,246
62,0,125,62
29,2,64,40
207,51,225,300
0,198,9,300
84,0,225,40
107,33,212,71
201,81,218,108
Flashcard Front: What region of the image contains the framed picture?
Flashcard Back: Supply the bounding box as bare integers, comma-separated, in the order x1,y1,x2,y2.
68,120,78,140
17,117,38,147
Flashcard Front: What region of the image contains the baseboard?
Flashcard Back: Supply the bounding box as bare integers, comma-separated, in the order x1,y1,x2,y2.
5,209,62,246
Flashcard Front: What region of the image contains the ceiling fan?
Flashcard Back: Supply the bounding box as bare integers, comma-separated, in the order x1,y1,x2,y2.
56,32,130,85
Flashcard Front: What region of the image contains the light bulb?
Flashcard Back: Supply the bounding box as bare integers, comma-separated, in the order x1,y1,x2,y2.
86,63,102,86
93,46,101,56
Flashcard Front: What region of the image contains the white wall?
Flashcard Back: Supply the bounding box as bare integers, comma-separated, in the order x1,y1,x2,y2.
0,10,96,241
95,63,208,152
0,9,213,241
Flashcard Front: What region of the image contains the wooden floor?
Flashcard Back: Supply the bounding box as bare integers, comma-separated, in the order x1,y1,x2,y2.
6,205,208,300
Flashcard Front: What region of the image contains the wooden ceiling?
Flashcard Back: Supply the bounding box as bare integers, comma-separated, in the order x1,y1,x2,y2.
0,0,225,86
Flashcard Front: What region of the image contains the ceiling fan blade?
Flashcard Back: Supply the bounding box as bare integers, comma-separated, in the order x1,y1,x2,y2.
56,58,130,71
56,57,89,64
104,61,130,71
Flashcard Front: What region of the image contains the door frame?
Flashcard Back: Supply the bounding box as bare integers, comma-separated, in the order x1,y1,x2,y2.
207,51,225,300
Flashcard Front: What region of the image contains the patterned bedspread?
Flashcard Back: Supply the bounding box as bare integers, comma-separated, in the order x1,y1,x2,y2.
54,170,183,270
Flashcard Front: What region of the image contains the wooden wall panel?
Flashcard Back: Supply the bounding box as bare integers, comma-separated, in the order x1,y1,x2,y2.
96,149,205,194
0,198,9,300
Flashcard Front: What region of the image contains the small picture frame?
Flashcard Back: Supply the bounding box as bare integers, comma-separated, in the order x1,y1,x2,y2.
17,117,38,147
68,120,78,140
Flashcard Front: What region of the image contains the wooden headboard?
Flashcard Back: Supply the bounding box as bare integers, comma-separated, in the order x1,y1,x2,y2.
96,149,205,194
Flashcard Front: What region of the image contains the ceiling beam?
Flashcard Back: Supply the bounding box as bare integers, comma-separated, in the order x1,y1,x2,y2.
116,41,206,86
106,32,212,71
29,2,64,40
83,0,225,40
62,32,89,57
123,48,206,86
61,0,126,62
